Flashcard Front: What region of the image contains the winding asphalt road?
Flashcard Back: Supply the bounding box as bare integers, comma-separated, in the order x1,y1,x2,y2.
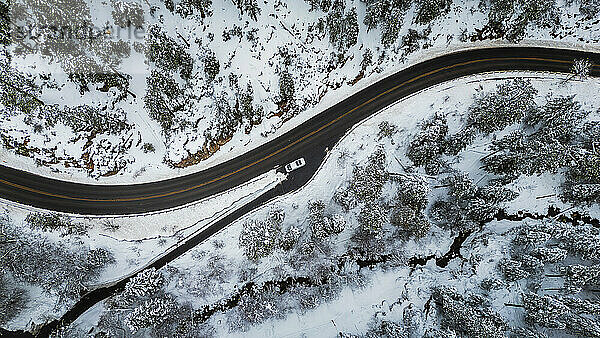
1,46,599,215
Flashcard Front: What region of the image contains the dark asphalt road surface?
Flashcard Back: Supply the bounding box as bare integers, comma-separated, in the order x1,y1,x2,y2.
2,47,599,215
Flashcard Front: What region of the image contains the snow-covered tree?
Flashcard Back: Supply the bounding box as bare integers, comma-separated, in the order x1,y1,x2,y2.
529,247,567,263
468,78,537,134
521,293,569,329
433,286,508,337
203,49,220,82
231,0,260,20
391,206,430,238
125,296,177,333
524,95,586,145
326,4,358,51
111,0,144,28
393,173,430,212
560,264,600,294
358,201,388,233
553,222,600,260
363,0,411,47
145,24,194,79
407,112,448,174
571,58,593,80
176,0,212,19
415,0,452,25
239,209,285,260
278,68,295,111
0,273,28,325
144,70,185,130
498,258,531,281
123,268,165,299
335,147,389,211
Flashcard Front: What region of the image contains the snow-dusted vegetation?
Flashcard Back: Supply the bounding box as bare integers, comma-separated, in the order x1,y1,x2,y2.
2,0,600,336
1,0,599,182
19,73,596,337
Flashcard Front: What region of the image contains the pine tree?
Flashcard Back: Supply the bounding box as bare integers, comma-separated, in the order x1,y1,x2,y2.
176,0,213,19
407,112,448,174
468,78,537,134
560,264,600,294
125,296,176,333
414,0,452,25
433,286,508,337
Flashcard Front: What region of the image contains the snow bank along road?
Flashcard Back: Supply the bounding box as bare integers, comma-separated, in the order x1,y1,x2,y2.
1,46,599,215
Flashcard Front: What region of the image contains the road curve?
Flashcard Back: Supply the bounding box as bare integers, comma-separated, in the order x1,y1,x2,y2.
1,46,599,215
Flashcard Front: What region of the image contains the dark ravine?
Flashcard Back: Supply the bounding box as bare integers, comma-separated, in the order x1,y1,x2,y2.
407,205,600,269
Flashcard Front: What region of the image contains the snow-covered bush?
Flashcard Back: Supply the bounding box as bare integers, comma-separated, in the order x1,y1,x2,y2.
123,268,165,299
498,258,531,282
571,58,593,79
239,208,284,260
432,286,508,337
389,173,431,238
25,212,89,236
0,56,43,115
308,200,346,241
232,284,287,329
377,121,398,140
125,296,177,333
186,254,232,298
407,112,448,174
0,273,29,325
278,68,296,114
468,78,537,134
529,247,567,263
111,0,144,28
572,0,600,19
